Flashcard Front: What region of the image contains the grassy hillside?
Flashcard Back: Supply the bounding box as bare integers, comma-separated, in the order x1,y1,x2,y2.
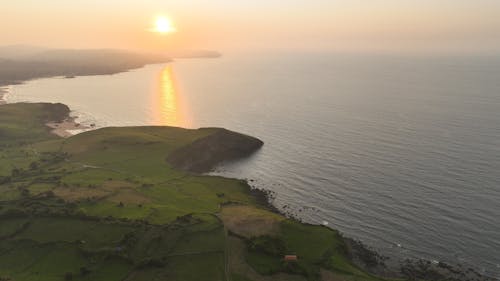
0,103,393,281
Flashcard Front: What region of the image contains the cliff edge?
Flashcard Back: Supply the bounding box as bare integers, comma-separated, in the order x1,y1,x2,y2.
167,128,264,173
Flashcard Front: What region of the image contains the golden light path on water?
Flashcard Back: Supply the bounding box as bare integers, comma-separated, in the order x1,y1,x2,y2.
153,65,190,127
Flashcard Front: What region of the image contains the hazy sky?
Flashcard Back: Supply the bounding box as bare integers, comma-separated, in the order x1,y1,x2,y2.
2,0,500,53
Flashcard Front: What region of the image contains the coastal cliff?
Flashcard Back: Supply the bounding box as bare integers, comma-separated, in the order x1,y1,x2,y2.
167,128,264,173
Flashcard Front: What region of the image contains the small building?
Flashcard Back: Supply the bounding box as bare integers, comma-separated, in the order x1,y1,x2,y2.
284,255,298,261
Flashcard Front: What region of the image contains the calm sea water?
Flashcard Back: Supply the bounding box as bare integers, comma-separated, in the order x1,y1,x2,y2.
7,52,500,277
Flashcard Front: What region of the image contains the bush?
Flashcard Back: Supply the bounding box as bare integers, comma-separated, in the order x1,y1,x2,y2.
248,235,286,256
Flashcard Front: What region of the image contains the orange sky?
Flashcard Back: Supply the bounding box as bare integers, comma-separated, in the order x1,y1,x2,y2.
1,0,500,53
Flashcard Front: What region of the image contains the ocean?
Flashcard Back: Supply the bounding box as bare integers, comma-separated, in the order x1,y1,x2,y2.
6,52,500,277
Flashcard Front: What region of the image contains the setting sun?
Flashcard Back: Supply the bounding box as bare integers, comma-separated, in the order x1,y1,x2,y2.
154,16,176,34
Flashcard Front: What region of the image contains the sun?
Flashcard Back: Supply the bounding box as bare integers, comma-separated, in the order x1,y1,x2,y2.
155,16,176,34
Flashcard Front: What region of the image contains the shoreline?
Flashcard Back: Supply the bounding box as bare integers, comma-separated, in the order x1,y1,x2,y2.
0,87,7,105
0,86,91,138
0,86,93,138
45,116,92,138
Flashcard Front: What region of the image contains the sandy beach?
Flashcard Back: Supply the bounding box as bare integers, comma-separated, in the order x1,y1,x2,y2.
46,117,91,138
0,87,87,138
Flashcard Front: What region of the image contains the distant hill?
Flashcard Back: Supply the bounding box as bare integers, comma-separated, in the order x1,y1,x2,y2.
0,45,49,59
0,47,171,86
0,45,225,86
23,48,166,63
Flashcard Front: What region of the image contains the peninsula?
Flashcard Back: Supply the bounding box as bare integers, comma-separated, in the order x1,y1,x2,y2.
0,102,385,281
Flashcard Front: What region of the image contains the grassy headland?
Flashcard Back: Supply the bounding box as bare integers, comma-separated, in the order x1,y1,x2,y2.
0,102,396,281
0,103,491,281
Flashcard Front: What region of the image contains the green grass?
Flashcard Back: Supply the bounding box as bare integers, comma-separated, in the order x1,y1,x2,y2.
280,220,342,260
61,169,128,186
243,220,388,281
170,225,225,254
162,253,226,281
232,273,255,281
0,218,29,238
245,250,284,275
0,103,66,146
0,240,133,281
13,218,135,248
0,215,229,281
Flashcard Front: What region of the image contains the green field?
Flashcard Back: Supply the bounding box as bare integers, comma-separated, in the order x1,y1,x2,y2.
0,103,396,281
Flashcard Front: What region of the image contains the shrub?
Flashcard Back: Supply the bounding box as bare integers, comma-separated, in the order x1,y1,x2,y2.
248,235,286,256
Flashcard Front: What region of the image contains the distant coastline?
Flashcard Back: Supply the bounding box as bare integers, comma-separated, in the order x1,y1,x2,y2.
0,46,222,87
45,116,92,138
0,47,217,135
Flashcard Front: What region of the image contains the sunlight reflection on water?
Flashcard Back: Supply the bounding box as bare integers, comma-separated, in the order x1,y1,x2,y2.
153,65,190,127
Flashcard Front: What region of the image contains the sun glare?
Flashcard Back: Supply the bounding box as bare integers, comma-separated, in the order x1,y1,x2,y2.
155,16,176,34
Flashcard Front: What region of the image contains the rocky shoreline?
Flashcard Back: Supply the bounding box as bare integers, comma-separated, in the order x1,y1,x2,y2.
45,116,92,138
0,88,93,138
248,186,499,281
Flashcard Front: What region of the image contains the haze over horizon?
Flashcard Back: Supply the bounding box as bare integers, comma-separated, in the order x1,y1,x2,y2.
2,0,500,54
